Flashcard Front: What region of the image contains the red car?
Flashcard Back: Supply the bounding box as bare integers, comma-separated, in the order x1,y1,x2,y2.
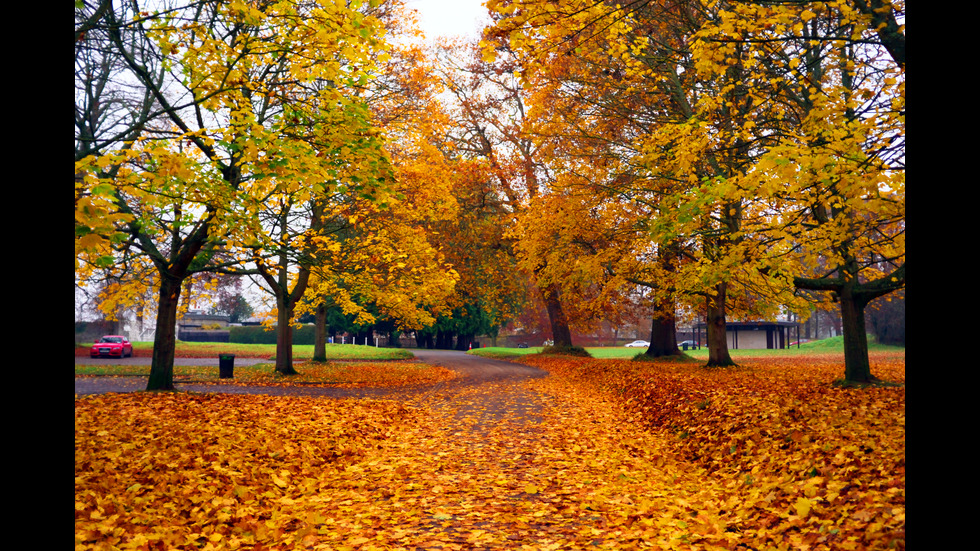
90,335,133,358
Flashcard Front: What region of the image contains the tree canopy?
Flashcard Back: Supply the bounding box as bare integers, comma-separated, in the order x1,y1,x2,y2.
480,0,904,382
75,0,458,388
76,0,904,386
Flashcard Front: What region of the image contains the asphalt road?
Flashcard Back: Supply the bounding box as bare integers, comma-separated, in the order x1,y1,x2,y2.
73,357,273,366
74,349,547,398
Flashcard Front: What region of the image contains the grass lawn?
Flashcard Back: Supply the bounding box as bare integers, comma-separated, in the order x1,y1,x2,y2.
467,346,655,360
76,341,414,360
76,336,903,383
75,343,426,385
469,335,904,360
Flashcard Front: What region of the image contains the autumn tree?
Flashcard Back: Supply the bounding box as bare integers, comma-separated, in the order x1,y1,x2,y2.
228,2,463,372
483,0,779,364
485,0,903,382
235,55,396,375
77,256,161,341
502,161,669,353
245,197,322,374
415,153,528,350
75,0,397,390
693,0,905,383
294,29,463,356
340,35,528,352
436,38,577,348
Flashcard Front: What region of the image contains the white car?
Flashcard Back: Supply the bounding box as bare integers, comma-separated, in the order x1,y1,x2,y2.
624,340,649,348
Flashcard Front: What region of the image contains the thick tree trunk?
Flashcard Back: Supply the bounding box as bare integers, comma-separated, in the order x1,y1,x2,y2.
645,295,681,357
795,263,904,384
275,297,298,375
705,282,735,367
839,286,875,384
147,276,181,391
542,283,574,347
313,303,327,362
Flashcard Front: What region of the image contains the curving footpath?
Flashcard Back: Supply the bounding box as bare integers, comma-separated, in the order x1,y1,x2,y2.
75,349,551,430
74,349,546,397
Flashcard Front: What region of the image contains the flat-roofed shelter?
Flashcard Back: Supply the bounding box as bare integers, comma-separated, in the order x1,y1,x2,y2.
694,321,801,350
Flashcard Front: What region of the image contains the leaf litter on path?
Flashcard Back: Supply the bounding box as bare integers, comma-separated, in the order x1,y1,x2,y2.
76,374,716,550
76,354,905,550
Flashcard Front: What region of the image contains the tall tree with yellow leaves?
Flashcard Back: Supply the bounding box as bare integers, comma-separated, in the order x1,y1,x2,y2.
692,0,905,383
483,0,779,364
437,38,580,348
296,24,463,355
75,0,401,389
484,0,903,382
230,0,452,375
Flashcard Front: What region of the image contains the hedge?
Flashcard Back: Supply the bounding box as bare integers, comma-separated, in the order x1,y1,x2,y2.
228,325,317,345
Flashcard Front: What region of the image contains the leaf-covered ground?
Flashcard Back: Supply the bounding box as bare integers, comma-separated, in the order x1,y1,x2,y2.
75,353,904,550
76,361,459,389
237,361,460,388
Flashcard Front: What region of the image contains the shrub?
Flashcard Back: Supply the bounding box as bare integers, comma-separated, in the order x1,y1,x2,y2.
539,344,591,357
229,325,317,345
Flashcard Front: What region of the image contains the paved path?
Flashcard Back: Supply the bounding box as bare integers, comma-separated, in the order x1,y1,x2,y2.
74,356,273,396
75,349,551,431
74,349,546,398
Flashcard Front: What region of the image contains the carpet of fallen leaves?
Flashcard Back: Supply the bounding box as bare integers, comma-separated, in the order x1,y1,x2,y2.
226,361,460,388
76,361,459,389
75,352,904,550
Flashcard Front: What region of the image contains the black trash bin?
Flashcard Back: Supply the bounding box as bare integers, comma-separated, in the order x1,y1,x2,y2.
219,354,235,378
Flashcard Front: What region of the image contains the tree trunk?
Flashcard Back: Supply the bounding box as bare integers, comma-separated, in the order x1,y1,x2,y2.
275,297,298,375
260,260,311,375
542,283,573,347
795,263,904,384
705,282,735,367
839,285,875,384
645,294,681,357
313,303,327,362
146,276,181,391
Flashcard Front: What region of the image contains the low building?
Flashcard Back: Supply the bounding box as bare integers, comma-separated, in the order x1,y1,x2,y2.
695,321,801,350
178,311,232,342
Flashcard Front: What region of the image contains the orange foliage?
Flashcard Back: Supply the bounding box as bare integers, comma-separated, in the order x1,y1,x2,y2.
522,353,906,549
76,352,904,550
75,394,422,549
235,361,458,388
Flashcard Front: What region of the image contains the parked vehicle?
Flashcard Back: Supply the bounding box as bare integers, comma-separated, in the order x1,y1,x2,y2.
90,335,133,358
625,340,650,348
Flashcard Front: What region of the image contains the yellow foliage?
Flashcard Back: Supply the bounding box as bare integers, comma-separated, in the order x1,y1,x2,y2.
483,0,904,328
76,351,905,549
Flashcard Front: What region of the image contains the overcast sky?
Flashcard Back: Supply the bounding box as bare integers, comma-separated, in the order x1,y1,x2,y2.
406,0,490,42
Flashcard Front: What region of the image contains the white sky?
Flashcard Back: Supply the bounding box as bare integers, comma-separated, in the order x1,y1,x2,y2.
406,0,490,42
